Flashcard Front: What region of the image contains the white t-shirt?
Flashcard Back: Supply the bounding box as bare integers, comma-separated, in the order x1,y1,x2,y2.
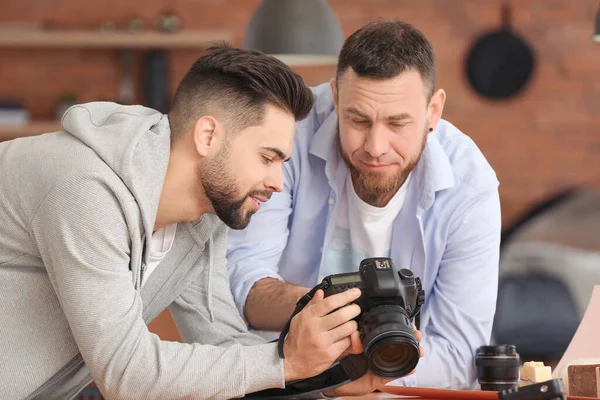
319,173,411,281
142,223,177,287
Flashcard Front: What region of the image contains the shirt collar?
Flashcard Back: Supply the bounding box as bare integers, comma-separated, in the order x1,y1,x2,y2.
412,129,455,212
309,110,339,163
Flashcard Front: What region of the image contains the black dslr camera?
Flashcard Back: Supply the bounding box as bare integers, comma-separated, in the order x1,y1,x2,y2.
321,257,425,378
278,257,425,380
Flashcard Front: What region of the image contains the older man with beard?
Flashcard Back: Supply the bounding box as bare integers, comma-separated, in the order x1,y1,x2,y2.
227,20,502,390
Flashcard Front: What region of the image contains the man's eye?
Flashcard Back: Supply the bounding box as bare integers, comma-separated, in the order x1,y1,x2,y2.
262,155,274,164
352,119,369,125
390,123,405,128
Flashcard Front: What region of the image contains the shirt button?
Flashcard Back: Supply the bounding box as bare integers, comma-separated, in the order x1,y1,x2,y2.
328,198,335,205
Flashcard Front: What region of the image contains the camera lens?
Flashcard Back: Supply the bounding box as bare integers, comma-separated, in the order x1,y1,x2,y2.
475,345,520,391
371,339,416,375
360,305,420,378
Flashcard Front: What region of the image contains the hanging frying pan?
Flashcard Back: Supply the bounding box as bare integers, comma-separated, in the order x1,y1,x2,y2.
465,2,536,100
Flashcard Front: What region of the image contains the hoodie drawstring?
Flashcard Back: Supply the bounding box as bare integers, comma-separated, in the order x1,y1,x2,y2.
207,234,215,323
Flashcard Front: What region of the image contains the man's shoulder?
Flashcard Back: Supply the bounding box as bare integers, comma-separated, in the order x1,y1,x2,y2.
293,83,336,149
1,131,129,199
433,120,499,196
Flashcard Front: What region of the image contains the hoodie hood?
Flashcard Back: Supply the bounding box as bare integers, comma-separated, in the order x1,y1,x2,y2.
61,102,171,249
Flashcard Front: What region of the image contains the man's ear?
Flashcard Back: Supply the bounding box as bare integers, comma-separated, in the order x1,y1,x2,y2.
192,116,218,158
427,89,446,133
330,78,339,114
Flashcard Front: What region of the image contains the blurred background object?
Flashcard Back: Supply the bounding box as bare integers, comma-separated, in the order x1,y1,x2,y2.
99,21,117,33
2,0,598,230
0,100,30,127
465,2,535,100
126,17,145,34
244,0,344,66
117,50,135,105
594,5,600,42
55,92,77,120
155,10,181,33
551,286,600,396
145,51,169,113
494,187,600,366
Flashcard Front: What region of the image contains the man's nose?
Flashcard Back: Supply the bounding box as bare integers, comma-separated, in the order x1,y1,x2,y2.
264,165,284,193
364,125,390,158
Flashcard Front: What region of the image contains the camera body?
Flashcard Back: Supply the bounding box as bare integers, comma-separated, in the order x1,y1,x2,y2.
319,257,425,378
321,257,424,321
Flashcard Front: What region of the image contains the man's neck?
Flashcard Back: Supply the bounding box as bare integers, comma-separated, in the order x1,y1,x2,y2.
154,150,211,232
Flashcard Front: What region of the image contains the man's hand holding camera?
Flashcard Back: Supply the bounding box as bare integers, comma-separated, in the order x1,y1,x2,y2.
281,258,426,396
283,288,424,394
283,288,363,382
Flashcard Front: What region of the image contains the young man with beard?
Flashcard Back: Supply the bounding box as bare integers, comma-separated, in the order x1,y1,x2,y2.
227,20,502,390
0,45,408,400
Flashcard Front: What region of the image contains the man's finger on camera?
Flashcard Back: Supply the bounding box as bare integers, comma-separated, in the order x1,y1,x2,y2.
412,323,423,342
411,323,425,358
339,330,363,359
321,302,360,330
307,288,361,317
328,336,354,357
348,330,364,355
327,318,358,343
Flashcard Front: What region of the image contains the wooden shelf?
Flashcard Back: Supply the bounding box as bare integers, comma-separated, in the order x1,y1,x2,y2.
0,29,234,142
0,30,232,49
0,121,61,142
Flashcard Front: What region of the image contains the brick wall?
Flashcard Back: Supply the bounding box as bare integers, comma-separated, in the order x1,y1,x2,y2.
2,0,600,227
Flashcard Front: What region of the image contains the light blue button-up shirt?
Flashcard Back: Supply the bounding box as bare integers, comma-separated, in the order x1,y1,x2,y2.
227,83,501,389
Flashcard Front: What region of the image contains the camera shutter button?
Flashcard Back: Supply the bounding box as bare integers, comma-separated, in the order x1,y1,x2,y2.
399,269,414,281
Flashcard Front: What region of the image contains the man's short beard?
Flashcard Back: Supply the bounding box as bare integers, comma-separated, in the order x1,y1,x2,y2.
339,132,427,206
200,143,251,230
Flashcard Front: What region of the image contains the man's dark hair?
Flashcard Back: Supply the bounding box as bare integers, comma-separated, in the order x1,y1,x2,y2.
336,20,436,99
169,43,314,139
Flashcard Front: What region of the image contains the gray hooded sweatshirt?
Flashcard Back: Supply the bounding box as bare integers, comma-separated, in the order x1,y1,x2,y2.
0,102,285,400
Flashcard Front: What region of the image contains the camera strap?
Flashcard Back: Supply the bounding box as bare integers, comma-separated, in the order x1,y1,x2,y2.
242,353,369,399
